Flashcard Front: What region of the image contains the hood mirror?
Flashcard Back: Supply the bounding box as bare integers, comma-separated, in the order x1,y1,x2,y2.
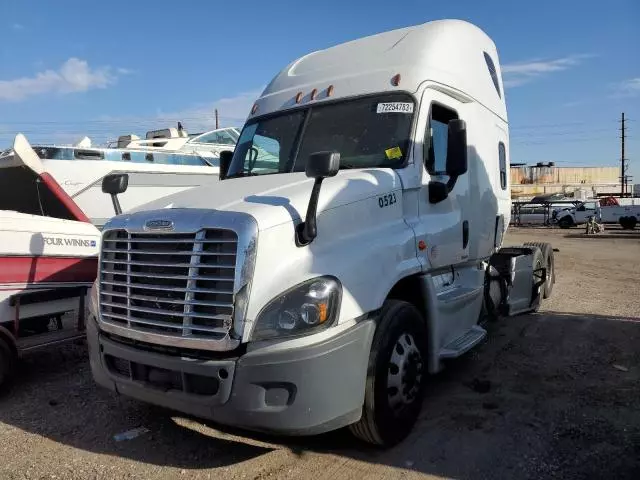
102,173,129,215
296,151,340,246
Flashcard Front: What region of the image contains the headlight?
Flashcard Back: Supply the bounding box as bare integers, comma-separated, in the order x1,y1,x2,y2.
251,276,341,341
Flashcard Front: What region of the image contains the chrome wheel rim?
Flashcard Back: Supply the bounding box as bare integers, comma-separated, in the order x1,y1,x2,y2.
387,333,423,413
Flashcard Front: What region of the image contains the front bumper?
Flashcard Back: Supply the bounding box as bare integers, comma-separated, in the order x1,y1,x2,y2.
87,317,375,435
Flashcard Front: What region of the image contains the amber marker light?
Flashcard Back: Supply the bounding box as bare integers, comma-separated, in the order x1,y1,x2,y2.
318,303,328,323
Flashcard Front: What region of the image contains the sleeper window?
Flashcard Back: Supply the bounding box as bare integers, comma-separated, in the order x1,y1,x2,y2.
499,142,507,190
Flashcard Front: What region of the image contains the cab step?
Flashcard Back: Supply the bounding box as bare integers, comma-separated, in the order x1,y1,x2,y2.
439,325,487,359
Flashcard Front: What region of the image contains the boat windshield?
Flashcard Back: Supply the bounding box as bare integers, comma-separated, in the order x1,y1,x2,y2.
31,146,209,166
226,93,415,178
190,128,240,145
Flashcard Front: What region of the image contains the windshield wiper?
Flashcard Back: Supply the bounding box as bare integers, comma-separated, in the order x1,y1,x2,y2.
339,163,360,169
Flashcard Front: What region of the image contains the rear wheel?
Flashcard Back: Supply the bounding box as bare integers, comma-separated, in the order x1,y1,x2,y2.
619,216,637,230
349,300,428,447
529,248,545,312
523,242,555,299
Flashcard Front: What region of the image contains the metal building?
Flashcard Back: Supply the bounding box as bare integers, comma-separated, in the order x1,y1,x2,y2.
510,163,620,200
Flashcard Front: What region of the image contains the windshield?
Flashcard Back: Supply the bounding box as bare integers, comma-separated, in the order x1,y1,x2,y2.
190,128,240,145
226,93,415,178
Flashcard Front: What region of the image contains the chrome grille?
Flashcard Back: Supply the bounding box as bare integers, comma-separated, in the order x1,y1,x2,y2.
99,229,237,341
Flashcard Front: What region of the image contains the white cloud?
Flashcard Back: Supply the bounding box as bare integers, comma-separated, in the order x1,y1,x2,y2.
12,23,24,30
73,87,264,145
0,58,123,101
502,54,593,87
103,87,266,136
159,87,265,131
612,77,640,98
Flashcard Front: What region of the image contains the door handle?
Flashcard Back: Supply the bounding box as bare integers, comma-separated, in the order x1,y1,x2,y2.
462,220,469,249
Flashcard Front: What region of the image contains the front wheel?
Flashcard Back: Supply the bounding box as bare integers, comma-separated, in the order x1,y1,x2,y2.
349,300,428,447
557,216,574,229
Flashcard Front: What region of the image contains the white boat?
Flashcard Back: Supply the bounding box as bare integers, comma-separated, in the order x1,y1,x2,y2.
0,130,236,227
119,125,241,159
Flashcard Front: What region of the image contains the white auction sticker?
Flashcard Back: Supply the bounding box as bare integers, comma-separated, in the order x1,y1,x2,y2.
376,102,414,114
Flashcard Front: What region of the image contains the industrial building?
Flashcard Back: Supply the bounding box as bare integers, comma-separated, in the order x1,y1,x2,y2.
510,163,622,200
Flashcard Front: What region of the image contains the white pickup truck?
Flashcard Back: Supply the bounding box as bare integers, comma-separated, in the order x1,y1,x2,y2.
87,19,556,447
555,201,639,229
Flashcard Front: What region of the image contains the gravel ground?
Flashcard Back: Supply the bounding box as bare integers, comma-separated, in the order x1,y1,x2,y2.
1,227,639,480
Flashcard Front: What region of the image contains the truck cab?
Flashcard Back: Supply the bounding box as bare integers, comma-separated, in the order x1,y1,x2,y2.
87,19,554,447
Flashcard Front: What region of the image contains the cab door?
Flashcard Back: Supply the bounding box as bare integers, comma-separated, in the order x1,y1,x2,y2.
414,91,470,270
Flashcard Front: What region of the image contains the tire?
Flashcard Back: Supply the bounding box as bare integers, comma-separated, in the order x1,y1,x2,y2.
0,336,16,390
529,248,544,312
523,242,555,299
482,267,507,323
619,216,637,230
557,216,573,229
349,300,428,447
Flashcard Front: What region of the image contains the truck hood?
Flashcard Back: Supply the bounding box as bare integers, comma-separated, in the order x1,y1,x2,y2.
130,168,402,231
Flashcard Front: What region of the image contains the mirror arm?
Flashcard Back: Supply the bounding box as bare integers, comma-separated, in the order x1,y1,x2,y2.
446,176,457,193
110,194,122,216
296,177,324,246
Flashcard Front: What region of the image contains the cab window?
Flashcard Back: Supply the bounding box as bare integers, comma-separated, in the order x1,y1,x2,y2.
424,104,458,175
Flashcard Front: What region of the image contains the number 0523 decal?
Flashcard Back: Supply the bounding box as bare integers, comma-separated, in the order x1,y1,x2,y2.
378,192,397,208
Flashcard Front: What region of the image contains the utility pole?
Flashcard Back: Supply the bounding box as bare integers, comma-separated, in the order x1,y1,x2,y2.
215,109,219,129
620,112,626,197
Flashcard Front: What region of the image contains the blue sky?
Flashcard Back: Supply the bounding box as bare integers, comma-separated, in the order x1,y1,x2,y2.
1,0,639,179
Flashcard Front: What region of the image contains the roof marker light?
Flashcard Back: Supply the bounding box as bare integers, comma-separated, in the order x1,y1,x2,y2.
310,88,318,100
327,85,334,97
295,92,303,103
391,73,401,86
251,103,258,114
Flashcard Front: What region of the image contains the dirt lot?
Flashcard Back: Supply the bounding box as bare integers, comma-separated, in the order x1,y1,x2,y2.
1,227,639,480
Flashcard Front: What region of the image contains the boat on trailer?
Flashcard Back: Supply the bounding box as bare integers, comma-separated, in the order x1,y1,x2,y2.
0,163,100,387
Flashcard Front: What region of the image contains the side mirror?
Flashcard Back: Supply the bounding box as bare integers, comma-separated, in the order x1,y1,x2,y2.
297,151,341,246
101,173,129,216
102,173,128,195
219,150,233,180
306,151,340,179
445,119,468,178
428,180,448,204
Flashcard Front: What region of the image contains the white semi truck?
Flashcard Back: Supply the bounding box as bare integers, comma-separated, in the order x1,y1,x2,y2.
87,19,556,447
